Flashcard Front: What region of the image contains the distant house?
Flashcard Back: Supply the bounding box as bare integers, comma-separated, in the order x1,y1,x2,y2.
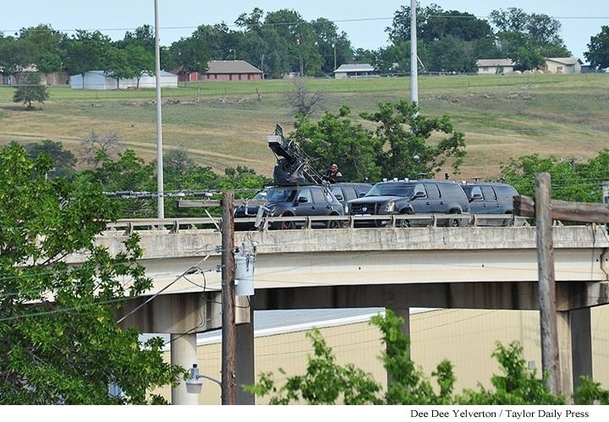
200,60,263,81
333,63,377,79
476,59,515,75
543,57,582,74
477,57,583,75
69,70,178,90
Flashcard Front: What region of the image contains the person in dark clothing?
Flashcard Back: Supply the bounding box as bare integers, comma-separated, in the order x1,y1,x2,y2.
324,163,344,183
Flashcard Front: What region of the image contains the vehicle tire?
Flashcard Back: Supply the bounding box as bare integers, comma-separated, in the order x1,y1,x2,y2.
397,210,414,228
398,216,412,228
448,210,462,227
280,219,296,230
277,212,296,230
326,215,341,229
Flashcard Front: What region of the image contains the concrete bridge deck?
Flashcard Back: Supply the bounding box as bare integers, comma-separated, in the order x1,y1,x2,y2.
78,220,609,317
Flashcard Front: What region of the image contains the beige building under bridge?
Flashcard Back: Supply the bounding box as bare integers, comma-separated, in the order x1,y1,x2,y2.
150,305,609,405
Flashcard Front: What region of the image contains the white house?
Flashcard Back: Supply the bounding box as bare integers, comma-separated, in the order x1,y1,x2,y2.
333,63,377,79
476,59,515,75
69,70,178,90
543,57,582,74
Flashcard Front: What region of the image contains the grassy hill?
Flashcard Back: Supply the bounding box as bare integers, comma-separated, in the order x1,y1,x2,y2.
1,73,608,182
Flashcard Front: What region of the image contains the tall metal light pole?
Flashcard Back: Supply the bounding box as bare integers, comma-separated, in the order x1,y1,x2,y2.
332,42,337,70
154,0,164,218
410,0,419,105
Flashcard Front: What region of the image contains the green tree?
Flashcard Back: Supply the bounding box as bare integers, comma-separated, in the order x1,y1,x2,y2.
585,25,609,70
372,309,457,405
86,149,156,193
12,72,49,110
63,30,112,87
572,376,609,405
219,166,271,192
165,28,212,75
457,341,564,405
500,150,609,202
17,24,66,74
291,100,465,182
360,100,466,179
24,139,77,178
0,35,28,79
0,144,183,404
489,8,570,70
244,328,383,404
103,42,155,89
387,4,495,73
291,106,383,182
104,45,140,89
310,18,351,74
122,24,156,54
264,9,312,76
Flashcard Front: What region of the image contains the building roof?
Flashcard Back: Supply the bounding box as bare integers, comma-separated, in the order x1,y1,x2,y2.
144,307,438,349
476,59,515,67
77,70,176,77
206,60,263,74
334,63,376,73
545,57,582,65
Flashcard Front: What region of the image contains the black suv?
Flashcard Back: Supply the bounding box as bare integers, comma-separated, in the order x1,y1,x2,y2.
329,182,372,207
459,182,519,226
344,179,470,227
234,184,344,230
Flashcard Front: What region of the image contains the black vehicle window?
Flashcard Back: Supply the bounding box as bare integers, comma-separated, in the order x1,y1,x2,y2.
311,188,327,204
324,188,338,203
267,188,296,203
413,183,427,198
496,185,518,199
470,186,483,200
298,188,313,203
366,183,414,197
481,186,496,200
331,186,345,201
425,183,440,199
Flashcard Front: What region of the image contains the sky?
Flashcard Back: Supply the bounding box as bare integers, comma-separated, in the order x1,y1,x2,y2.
2,0,608,63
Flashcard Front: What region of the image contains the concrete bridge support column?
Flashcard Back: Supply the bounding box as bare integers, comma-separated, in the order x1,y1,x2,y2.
236,308,255,404
557,311,573,401
171,333,199,405
571,308,593,392
557,308,593,402
388,307,411,387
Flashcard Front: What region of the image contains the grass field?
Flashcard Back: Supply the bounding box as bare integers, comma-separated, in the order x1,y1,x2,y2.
1,73,608,181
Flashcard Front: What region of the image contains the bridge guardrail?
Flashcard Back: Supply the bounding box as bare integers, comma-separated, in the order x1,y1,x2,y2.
104,214,531,234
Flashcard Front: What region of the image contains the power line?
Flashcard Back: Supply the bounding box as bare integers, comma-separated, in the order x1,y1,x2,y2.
3,13,609,42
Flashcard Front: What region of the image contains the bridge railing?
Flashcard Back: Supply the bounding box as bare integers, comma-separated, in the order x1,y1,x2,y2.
104,214,531,234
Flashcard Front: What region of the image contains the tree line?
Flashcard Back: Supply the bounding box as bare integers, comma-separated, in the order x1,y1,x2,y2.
2,5,609,84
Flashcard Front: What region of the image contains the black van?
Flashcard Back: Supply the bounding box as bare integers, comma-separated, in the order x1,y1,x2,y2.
459,182,519,226
344,179,470,227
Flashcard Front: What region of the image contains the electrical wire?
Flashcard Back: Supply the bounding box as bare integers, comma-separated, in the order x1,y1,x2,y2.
116,252,215,324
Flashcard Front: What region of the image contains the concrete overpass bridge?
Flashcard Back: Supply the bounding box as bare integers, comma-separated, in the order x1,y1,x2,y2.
79,217,609,403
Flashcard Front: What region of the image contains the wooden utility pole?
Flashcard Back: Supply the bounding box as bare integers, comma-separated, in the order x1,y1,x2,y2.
515,176,609,397
535,173,561,395
221,191,237,405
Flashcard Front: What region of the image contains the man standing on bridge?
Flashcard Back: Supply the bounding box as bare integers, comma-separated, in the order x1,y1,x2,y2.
324,163,344,183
